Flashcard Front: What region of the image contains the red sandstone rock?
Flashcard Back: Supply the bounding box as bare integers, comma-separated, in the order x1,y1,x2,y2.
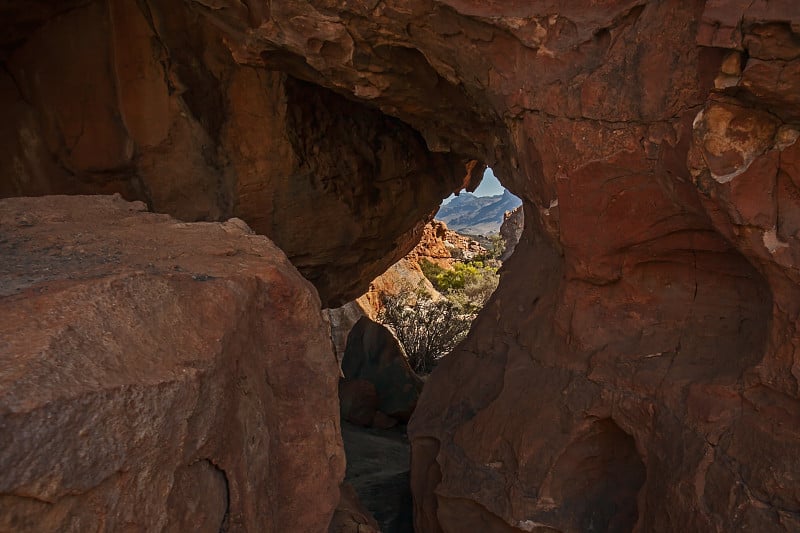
1,1,800,532
0,1,476,306
0,195,344,532
408,221,456,268
407,220,489,269
355,257,439,321
406,4,800,531
339,379,380,428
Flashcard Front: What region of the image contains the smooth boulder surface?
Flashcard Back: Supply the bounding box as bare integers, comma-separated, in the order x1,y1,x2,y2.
0,195,344,532
342,317,423,423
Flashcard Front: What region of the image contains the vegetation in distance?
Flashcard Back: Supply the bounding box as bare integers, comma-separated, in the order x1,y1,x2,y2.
378,238,504,374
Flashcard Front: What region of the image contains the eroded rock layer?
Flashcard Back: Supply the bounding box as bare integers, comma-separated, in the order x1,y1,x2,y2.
0,0,476,306
1,1,800,532
0,195,344,532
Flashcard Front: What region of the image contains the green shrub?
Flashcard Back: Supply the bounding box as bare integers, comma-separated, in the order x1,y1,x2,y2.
450,269,500,313
420,259,498,297
378,256,500,374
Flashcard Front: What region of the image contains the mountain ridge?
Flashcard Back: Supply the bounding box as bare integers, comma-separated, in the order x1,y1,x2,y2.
435,189,521,235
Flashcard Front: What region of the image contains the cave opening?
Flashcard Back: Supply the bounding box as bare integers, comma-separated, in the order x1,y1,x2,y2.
330,165,522,532
3,2,797,532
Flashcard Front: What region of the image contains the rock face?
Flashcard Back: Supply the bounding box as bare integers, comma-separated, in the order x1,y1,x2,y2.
0,0,477,306
414,220,488,267
0,195,344,532
342,317,424,424
339,379,381,428
328,483,381,533
404,4,800,532
2,1,800,532
499,206,524,262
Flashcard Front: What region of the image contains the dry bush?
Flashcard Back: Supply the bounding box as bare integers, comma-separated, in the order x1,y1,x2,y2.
378,292,472,374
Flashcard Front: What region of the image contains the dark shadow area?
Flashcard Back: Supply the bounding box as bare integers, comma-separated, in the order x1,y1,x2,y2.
548,419,646,532
337,316,419,531
342,422,413,533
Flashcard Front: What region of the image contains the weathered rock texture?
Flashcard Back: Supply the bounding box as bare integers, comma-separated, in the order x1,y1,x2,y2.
405,3,800,532
0,0,477,306
0,195,344,532
415,220,488,267
2,1,800,532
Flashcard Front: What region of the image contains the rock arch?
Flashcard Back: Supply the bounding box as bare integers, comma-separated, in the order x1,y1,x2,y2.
1,1,799,531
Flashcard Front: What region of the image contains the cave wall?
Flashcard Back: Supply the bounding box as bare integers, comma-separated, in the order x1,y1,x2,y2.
191,1,798,530
0,0,476,305
1,0,800,532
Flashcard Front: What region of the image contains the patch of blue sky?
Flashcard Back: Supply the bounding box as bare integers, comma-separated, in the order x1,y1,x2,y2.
442,167,505,204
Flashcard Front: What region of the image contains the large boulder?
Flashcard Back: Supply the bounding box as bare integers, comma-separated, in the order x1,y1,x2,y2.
499,206,524,262
339,379,380,428
341,317,423,423
0,195,344,532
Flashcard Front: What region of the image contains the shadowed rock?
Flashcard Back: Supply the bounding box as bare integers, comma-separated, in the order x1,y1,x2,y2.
342,317,423,424
0,1,799,531
0,195,344,532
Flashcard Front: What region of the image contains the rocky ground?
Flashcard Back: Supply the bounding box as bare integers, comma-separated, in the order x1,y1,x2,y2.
341,423,413,533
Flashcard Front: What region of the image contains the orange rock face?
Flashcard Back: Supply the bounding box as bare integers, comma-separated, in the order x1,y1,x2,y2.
0,195,344,532
355,220,487,317
2,1,800,531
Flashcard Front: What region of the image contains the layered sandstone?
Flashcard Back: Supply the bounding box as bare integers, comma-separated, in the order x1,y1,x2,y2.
0,195,343,532
1,1,799,532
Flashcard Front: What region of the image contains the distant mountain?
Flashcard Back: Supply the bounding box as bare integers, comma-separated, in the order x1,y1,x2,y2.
435,190,522,235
